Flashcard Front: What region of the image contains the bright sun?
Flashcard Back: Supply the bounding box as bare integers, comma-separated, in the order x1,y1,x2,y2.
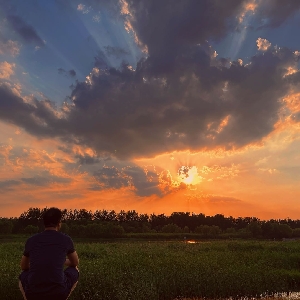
178,166,202,185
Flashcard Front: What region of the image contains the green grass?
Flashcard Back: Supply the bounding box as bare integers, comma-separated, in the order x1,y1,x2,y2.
1,239,300,299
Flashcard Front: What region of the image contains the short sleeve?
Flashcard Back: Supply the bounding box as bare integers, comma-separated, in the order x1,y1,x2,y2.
23,239,30,257
66,236,75,254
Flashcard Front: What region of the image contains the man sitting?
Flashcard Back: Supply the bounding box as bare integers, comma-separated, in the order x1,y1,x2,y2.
19,207,79,300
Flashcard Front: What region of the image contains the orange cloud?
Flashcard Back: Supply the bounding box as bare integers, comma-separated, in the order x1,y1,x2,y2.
0,61,15,79
256,38,271,51
238,1,257,23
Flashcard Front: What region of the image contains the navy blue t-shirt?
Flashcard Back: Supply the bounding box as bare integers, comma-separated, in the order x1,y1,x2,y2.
23,230,75,296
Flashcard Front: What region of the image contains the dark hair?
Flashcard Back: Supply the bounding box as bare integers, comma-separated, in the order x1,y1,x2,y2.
43,207,62,227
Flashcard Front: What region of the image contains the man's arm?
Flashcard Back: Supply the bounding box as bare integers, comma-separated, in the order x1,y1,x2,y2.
65,251,79,267
20,255,30,271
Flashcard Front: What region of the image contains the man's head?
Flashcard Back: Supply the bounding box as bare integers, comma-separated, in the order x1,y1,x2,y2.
43,207,62,228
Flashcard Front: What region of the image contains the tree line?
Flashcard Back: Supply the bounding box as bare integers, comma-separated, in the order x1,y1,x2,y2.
0,207,300,239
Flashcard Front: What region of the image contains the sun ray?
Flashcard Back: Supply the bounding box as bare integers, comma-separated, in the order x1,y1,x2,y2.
227,1,258,60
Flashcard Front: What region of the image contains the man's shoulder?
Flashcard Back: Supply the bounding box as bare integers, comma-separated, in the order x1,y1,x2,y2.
25,232,42,242
44,230,73,240
57,231,74,242
57,231,71,237
27,231,72,241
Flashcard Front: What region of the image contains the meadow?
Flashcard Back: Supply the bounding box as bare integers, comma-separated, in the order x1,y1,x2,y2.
1,238,300,299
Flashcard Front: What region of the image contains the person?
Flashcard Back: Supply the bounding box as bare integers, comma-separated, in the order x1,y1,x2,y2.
18,207,79,300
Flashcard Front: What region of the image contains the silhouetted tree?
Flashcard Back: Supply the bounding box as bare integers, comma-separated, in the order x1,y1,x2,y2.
0,219,13,234
18,207,44,231
13,207,300,240
161,223,182,233
293,228,300,237
170,212,190,228
24,225,39,235
247,221,262,238
149,213,168,231
60,223,69,234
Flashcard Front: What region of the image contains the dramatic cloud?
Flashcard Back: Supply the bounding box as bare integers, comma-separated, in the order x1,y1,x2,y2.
0,0,300,161
0,0,300,219
6,15,45,47
66,45,300,158
0,41,300,160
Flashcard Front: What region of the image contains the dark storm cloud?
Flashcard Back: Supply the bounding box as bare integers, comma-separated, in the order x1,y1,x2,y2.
93,166,161,196
1,44,300,160
76,0,300,58
120,0,300,62
1,1,300,160
124,0,244,58
58,68,77,78
62,44,298,158
6,15,45,47
255,0,300,29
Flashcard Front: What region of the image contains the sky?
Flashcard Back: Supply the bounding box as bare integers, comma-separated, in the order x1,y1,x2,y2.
1,0,300,219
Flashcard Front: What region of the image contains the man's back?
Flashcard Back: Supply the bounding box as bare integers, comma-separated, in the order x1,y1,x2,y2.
22,230,75,298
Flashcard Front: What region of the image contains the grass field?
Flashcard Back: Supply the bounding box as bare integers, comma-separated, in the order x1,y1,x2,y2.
1,238,300,299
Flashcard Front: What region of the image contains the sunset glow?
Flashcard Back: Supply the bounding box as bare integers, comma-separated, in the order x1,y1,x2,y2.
178,166,202,186
1,1,300,219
